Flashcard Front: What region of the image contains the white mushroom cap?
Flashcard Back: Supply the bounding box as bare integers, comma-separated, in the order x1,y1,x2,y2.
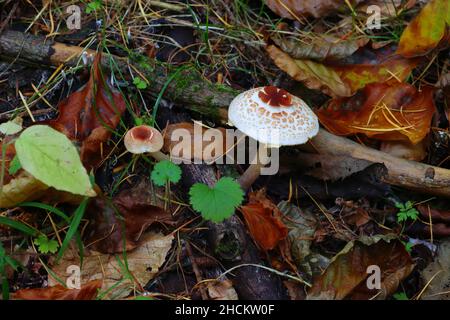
228,86,319,146
124,125,164,154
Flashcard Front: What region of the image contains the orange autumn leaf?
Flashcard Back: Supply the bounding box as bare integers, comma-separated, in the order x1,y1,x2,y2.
13,280,102,300
240,191,288,251
316,83,436,144
49,54,126,169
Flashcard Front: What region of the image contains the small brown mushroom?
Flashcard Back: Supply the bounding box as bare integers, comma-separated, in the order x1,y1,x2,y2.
124,125,168,161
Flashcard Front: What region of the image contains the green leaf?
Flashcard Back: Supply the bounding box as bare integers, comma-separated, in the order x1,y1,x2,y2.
393,292,409,300
0,121,22,135
34,235,59,254
396,201,419,223
150,160,182,186
86,0,102,13
0,216,38,236
14,125,96,197
133,77,147,90
189,177,244,223
404,242,414,253
8,155,21,175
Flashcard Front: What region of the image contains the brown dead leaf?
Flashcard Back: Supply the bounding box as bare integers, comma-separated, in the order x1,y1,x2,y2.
48,232,174,300
12,280,102,300
85,181,172,254
380,140,427,161
307,236,414,300
207,280,238,300
49,54,126,169
317,83,436,144
240,190,288,251
265,0,364,19
418,204,450,223
162,122,228,163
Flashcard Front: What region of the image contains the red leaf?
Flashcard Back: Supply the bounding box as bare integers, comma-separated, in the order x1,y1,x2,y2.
13,280,102,300
49,54,126,169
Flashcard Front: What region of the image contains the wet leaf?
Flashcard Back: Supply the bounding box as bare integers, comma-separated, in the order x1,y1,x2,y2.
316,83,436,144
48,232,174,300
85,181,172,254
49,54,126,169
13,280,102,300
397,0,450,57
264,0,364,19
15,125,96,197
307,235,414,300
240,190,288,251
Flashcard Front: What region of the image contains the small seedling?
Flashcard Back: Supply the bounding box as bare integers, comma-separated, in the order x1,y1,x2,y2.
151,160,181,187
133,77,148,90
86,0,102,14
393,292,409,300
189,177,244,222
34,235,59,254
395,201,419,223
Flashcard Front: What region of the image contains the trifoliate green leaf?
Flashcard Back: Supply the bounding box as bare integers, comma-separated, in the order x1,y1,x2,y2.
189,177,244,223
8,155,21,175
151,160,182,186
14,125,96,197
34,235,59,254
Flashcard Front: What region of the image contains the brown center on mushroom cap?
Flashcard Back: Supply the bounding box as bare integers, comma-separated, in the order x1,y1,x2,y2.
131,125,154,141
258,86,292,107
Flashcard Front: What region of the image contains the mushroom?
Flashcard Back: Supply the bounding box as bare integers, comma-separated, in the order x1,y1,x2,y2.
228,86,319,190
124,125,168,161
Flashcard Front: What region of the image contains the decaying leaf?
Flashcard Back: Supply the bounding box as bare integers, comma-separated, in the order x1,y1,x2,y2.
397,0,450,57
264,0,364,19
380,140,427,161
0,171,48,208
417,205,450,223
421,239,450,300
240,190,288,251
13,280,102,300
207,280,238,300
49,54,126,169
266,45,417,97
307,235,414,300
48,232,174,300
317,83,436,144
85,180,172,253
162,122,228,163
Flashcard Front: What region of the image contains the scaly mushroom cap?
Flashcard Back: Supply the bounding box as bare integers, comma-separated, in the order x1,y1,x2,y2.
124,125,164,154
228,86,319,146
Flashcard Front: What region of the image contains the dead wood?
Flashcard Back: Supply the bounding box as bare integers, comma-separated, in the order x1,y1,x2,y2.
1,30,450,197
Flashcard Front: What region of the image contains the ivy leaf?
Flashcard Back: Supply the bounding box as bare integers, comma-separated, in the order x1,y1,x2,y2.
14,125,96,197
8,155,21,175
150,160,181,187
34,235,59,254
189,177,244,222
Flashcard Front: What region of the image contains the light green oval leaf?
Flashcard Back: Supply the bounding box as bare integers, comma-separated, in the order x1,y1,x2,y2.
14,125,96,197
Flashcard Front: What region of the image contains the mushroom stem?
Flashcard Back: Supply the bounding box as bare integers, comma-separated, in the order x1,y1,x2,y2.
238,144,271,190
149,150,169,162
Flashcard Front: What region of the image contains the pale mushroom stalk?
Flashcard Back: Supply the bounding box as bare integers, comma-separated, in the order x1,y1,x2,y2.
229,86,319,190
124,125,169,161
238,143,271,190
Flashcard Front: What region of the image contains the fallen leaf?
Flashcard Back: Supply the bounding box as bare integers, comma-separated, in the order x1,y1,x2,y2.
316,83,436,144
307,235,414,300
13,280,102,300
264,0,364,19
0,171,48,208
49,54,126,169
267,45,417,97
397,0,450,57
421,239,450,300
417,204,450,223
240,190,288,251
85,180,172,253
48,232,174,300
207,280,238,300
162,122,228,163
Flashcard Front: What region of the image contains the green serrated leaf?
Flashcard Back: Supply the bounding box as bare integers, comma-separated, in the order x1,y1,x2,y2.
8,155,21,175
34,235,59,254
151,160,181,186
189,177,244,223
133,77,147,90
14,125,96,197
